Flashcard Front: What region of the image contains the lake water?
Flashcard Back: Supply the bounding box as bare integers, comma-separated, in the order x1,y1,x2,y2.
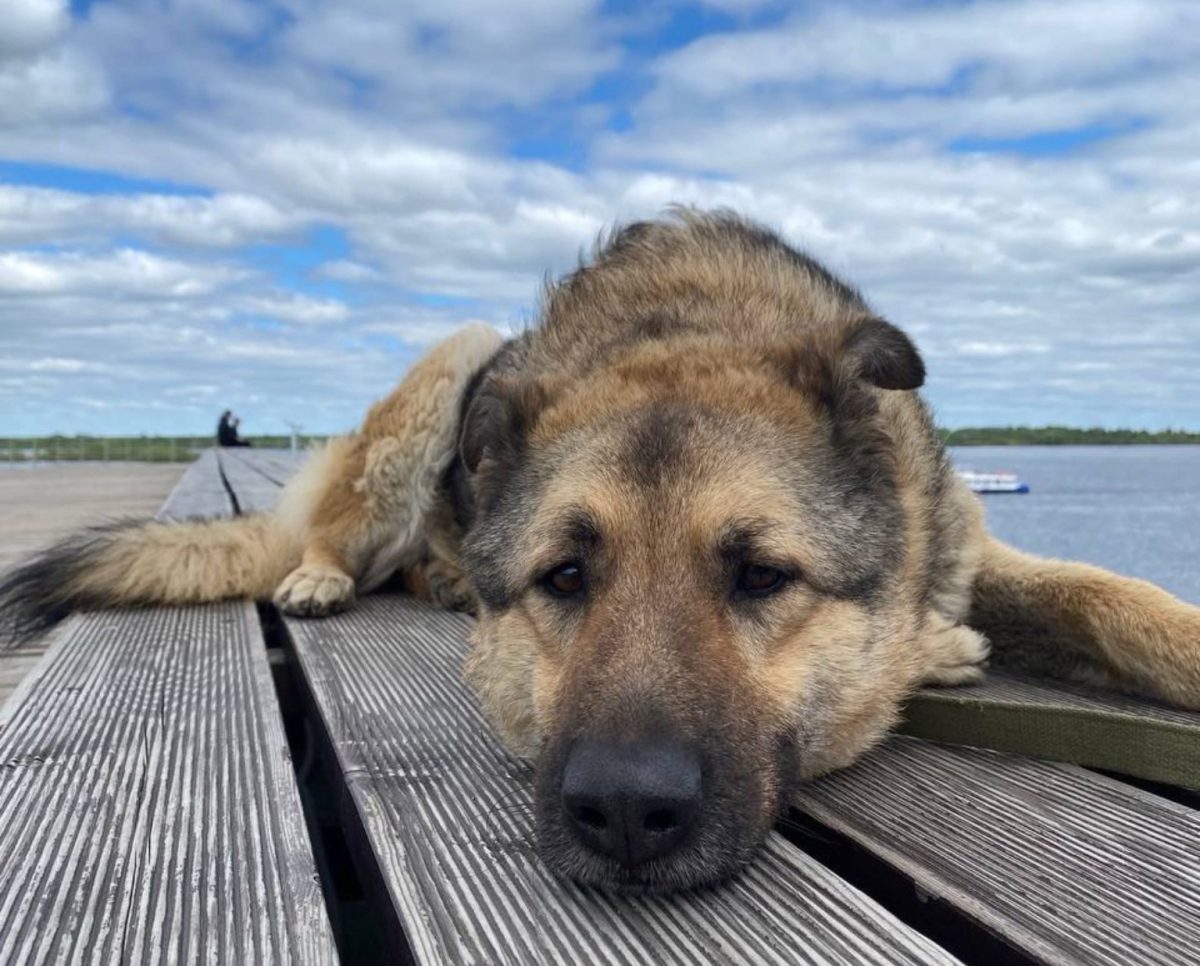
1,448,1195,605
950,446,1200,605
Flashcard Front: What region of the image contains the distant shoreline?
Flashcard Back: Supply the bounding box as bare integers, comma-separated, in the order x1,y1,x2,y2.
0,435,328,463
1,429,1198,464
941,427,1200,446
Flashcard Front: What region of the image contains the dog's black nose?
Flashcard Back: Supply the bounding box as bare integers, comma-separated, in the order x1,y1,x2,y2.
560,740,702,868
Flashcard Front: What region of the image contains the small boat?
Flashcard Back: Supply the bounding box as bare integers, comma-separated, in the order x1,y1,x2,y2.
957,469,1030,494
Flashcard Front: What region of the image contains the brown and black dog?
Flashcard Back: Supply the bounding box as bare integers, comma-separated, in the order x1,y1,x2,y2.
4,210,1199,891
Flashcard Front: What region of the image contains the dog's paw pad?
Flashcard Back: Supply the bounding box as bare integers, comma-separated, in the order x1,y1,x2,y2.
274,565,355,618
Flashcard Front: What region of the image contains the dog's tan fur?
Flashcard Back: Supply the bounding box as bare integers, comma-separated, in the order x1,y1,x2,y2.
4,210,1198,891
972,537,1200,705
271,321,502,615
463,339,990,783
0,322,499,635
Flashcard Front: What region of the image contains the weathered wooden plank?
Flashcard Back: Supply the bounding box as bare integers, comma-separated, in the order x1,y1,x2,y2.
220,448,304,491
215,449,287,514
0,645,48,695
0,605,337,964
229,449,302,484
284,595,960,966
0,453,338,964
1,463,184,705
157,448,233,521
793,737,1200,966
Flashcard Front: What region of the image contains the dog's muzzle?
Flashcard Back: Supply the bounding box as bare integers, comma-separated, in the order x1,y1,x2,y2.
559,739,703,869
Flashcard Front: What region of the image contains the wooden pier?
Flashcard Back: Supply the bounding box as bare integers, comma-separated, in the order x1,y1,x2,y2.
1,450,1197,964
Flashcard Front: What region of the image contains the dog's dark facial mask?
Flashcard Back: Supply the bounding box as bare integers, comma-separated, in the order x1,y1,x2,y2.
460,332,924,892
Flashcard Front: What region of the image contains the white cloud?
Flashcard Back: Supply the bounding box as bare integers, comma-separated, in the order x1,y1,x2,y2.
0,186,303,247
0,0,1197,434
0,356,112,373
0,249,243,297
952,340,1051,358
0,48,109,123
690,0,780,11
245,138,503,213
281,0,619,109
0,0,69,62
239,294,351,325
362,316,514,345
0,0,108,122
655,0,1196,96
317,259,379,282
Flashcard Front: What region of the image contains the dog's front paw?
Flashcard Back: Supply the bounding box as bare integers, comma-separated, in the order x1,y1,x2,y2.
274,564,356,617
424,559,478,614
920,620,990,687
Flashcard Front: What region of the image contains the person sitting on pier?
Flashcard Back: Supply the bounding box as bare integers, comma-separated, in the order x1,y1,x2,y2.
216,410,252,447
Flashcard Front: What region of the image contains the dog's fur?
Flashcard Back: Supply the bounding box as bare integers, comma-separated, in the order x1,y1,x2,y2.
4,210,1199,891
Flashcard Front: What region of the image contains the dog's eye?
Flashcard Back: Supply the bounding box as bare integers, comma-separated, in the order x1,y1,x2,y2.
735,564,789,599
543,563,585,598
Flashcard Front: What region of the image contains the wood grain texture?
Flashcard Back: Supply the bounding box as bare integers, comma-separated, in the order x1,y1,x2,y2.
221,445,1200,965
793,737,1200,966
0,462,183,704
284,595,959,966
226,450,304,487
157,448,234,522
214,449,289,515
0,454,338,964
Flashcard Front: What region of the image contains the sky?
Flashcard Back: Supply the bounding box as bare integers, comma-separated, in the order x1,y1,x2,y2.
1,0,1198,436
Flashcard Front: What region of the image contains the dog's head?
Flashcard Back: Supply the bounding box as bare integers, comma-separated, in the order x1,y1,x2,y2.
459,218,933,891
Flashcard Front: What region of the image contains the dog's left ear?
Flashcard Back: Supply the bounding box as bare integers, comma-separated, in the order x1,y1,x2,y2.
841,316,925,391
779,315,925,404
460,375,555,510
778,316,925,481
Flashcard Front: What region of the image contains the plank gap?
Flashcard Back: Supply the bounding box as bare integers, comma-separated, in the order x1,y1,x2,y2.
258,601,410,966
1087,768,1200,810
214,450,243,516
776,806,1034,966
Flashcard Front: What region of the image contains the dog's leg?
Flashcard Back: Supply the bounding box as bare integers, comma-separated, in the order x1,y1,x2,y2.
273,323,504,618
971,535,1200,708
274,541,357,617
917,611,990,686
272,433,381,617
403,555,477,613
399,502,477,613
274,431,457,618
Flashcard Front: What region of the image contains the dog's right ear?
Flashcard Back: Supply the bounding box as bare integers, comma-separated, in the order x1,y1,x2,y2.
841,316,925,391
460,376,551,480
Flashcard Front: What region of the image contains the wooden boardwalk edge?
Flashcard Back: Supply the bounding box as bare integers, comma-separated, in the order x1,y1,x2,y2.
0,453,339,964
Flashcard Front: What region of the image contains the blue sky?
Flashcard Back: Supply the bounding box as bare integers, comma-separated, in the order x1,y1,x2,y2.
1,0,1198,435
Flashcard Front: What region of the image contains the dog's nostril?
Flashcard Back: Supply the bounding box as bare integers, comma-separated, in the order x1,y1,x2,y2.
560,739,703,867
572,804,608,831
643,809,679,834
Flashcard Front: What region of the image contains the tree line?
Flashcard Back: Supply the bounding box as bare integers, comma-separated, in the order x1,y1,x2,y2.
940,426,1200,445
1,428,1198,462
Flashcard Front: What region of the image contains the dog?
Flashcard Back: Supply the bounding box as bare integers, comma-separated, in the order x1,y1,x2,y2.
4,209,1199,892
